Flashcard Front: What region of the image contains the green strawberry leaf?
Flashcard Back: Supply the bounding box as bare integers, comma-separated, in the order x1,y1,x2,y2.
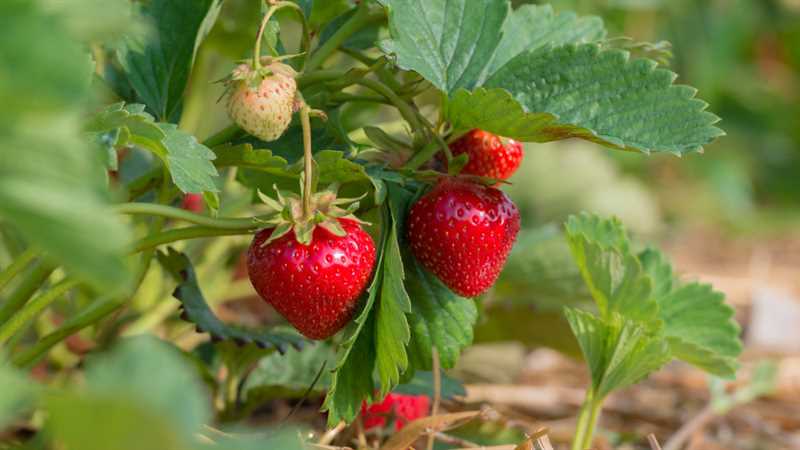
404,254,478,373
87,103,219,194
242,342,335,413
378,0,509,94
115,0,222,122
237,149,372,199
315,150,372,186
564,308,670,398
638,248,674,300
86,103,166,144
322,226,386,425
564,213,657,324
213,143,289,173
0,2,132,293
658,282,742,378
394,370,466,399
158,248,306,353
322,300,379,426
445,87,558,142
486,4,606,77
639,248,742,378
375,185,413,396
156,124,219,194
485,44,724,154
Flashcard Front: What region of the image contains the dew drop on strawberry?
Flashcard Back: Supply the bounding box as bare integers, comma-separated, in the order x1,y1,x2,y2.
247,219,376,340
406,178,520,297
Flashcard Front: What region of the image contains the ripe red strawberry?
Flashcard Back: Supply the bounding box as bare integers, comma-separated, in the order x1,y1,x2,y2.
226,60,297,142
247,218,376,340
406,178,520,297
181,193,204,213
361,393,430,431
447,129,523,180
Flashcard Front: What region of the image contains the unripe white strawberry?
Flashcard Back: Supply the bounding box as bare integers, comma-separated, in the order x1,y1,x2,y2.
226,60,298,142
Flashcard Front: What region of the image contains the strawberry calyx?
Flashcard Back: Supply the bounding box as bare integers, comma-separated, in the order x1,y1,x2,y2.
254,182,368,247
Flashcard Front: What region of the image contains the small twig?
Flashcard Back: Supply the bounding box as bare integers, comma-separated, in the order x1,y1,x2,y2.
662,404,716,450
319,421,347,446
534,433,555,450
426,347,441,450
309,445,355,450
355,416,368,450
647,434,662,450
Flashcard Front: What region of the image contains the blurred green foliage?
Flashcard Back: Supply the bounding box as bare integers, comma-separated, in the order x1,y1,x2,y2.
538,0,800,229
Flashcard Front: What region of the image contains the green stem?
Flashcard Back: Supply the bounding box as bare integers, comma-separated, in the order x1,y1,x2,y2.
0,263,55,325
329,93,391,105
253,2,304,72
304,3,384,73
0,278,79,345
300,105,314,219
115,203,261,230
571,390,604,450
131,226,253,254
0,248,39,293
355,77,422,131
403,140,439,171
12,295,122,368
13,231,163,368
296,70,346,89
202,124,242,148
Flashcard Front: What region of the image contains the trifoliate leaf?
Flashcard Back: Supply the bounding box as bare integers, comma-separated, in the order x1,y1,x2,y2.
565,308,670,398
565,213,657,324
486,4,606,77
485,44,724,154
378,0,509,94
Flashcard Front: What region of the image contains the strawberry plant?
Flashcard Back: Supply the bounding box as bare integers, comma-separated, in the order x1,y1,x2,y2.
0,0,743,449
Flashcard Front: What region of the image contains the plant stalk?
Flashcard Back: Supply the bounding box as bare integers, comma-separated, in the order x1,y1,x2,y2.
572,389,604,450
12,294,122,368
304,3,384,73
0,278,79,345
131,226,253,254
115,203,262,230
253,1,304,72
300,105,314,219
355,77,423,131
0,247,39,293
403,140,439,171
0,263,55,325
